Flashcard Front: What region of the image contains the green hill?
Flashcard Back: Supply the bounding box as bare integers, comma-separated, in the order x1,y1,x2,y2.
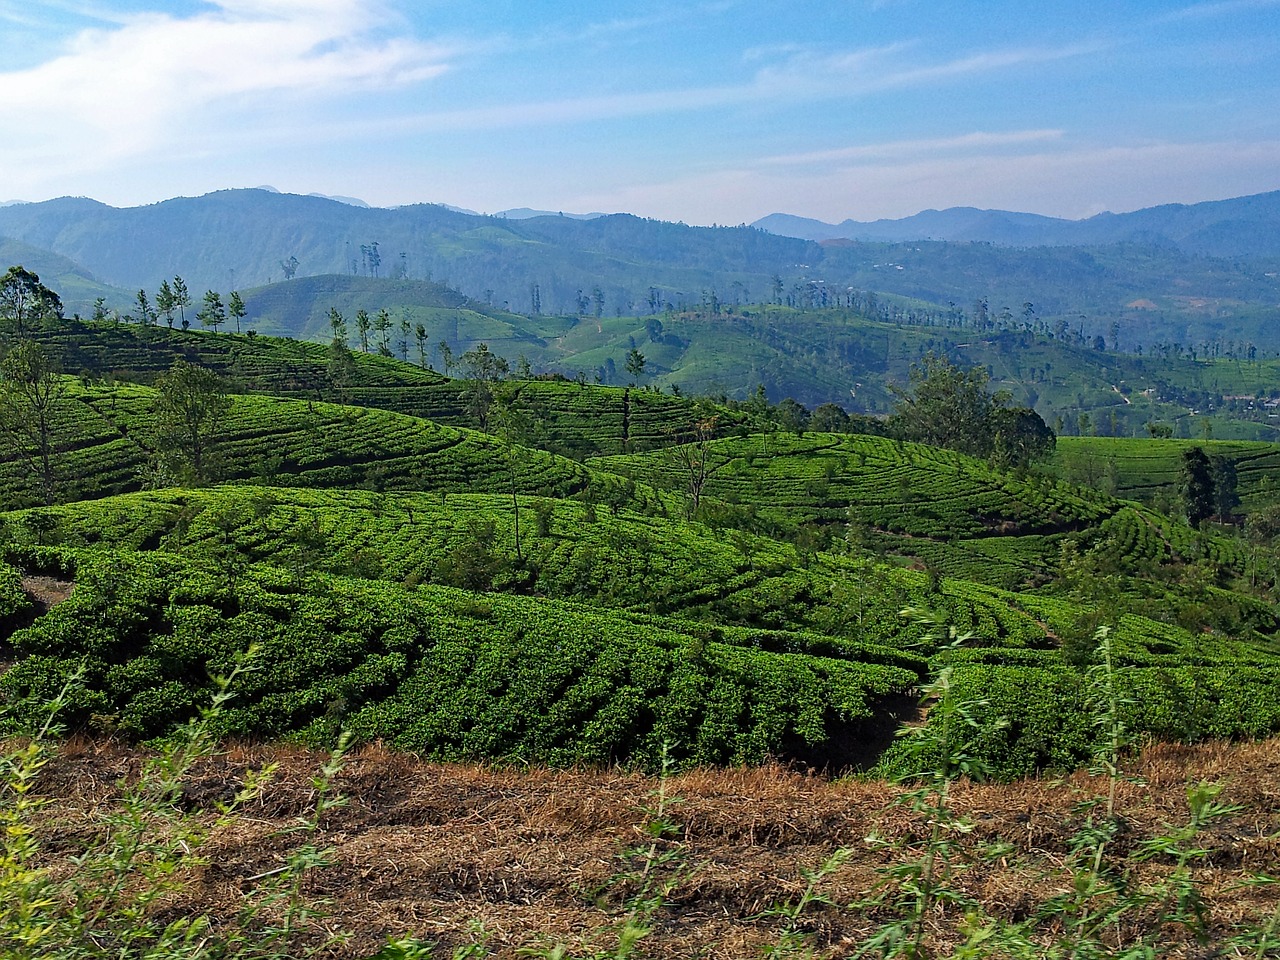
6,282,1280,780
0,379,653,510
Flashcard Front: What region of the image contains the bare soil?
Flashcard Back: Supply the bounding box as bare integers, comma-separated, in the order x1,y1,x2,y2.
19,573,75,612
21,737,1280,958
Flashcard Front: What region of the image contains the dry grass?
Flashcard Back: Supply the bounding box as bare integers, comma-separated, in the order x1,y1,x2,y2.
23,736,1280,958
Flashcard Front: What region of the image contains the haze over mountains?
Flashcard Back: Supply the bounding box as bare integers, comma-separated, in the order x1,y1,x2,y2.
1,186,1278,367
752,190,1280,256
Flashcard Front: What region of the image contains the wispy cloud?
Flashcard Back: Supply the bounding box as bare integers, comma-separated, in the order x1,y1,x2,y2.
371,40,1100,138
758,130,1068,168
0,0,452,186
1156,0,1280,23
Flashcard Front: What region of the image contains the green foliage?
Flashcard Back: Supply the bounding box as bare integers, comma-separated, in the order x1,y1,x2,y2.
0,549,919,768
152,360,231,484
888,352,1054,467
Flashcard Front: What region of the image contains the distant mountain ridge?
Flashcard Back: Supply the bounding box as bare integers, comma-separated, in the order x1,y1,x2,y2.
3,187,1280,359
754,190,1280,257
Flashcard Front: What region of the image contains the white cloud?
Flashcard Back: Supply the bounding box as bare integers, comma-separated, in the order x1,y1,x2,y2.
0,0,451,192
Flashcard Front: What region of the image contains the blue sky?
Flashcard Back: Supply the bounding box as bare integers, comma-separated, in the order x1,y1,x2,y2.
2,0,1279,223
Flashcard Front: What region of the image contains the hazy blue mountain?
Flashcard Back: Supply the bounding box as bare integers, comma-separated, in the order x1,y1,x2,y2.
755,190,1280,257
3,187,1280,353
0,236,130,313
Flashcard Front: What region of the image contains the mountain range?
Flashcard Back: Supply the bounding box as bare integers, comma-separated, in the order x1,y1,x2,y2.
752,190,1280,257
1,187,1278,363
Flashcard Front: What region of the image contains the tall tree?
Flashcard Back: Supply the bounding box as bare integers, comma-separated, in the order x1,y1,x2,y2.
156,280,176,328
1210,454,1240,523
398,313,411,362
328,307,348,346
1179,447,1215,529
0,340,66,504
228,291,246,334
172,276,192,330
624,347,646,384
374,308,393,356
355,309,372,353
415,323,428,369
153,360,230,485
459,342,509,431
0,266,63,340
197,291,226,332
132,289,157,326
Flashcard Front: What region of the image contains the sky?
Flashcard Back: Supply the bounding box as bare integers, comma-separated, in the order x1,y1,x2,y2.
1,0,1279,224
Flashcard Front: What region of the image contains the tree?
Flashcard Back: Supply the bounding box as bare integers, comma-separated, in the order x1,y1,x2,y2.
0,340,66,504
664,407,720,520
328,307,348,346
156,280,176,328
1179,447,1215,529
415,323,428,369
1210,455,1240,523
153,360,230,484
374,308,393,356
624,347,646,383
172,276,192,330
327,339,357,401
437,340,454,377
398,313,411,362
280,256,299,280
355,309,372,353
197,290,225,333
459,342,508,431
227,291,246,334
493,388,532,562
132,289,157,326
810,403,851,433
0,266,63,340
888,352,1052,467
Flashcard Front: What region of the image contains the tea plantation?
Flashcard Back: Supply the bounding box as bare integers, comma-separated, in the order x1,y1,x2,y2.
3,315,1280,778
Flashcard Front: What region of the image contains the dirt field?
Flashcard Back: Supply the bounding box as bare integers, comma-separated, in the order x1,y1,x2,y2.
18,737,1280,958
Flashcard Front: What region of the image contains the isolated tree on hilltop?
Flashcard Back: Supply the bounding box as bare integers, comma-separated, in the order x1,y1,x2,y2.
228,291,246,334
172,276,192,330
198,291,226,333
156,280,176,328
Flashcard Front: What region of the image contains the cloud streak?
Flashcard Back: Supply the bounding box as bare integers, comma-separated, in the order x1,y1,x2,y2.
757,130,1068,168
369,39,1101,138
